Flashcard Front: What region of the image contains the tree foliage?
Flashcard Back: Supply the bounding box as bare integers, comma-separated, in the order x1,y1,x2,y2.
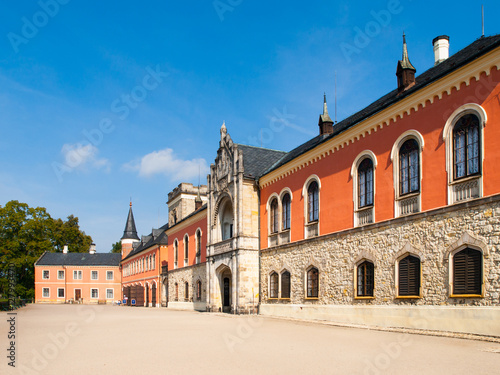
110,241,122,254
0,200,92,299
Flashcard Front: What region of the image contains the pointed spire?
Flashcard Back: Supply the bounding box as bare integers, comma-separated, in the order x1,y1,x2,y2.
396,33,416,93
121,202,140,240
318,93,334,135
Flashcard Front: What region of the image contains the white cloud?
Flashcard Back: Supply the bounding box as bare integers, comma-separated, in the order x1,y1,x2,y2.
124,148,208,181
61,143,110,172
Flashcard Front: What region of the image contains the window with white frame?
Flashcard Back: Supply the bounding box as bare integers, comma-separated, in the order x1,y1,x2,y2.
391,131,424,217
352,151,377,226
58,288,65,298
42,288,50,298
174,240,179,269
195,230,201,264
43,270,50,279
444,104,485,204
152,254,155,269
57,270,65,280
303,177,320,239
91,270,98,280
270,198,279,234
106,271,113,280
73,270,82,280
91,288,99,299
184,235,189,266
282,193,291,231
106,289,114,299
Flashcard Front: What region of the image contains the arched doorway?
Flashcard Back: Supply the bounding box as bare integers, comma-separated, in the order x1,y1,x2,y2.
218,266,232,313
151,282,157,307
145,284,149,307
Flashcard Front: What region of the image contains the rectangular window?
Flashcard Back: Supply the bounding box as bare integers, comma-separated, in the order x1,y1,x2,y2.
91,270,98,280
43,270,50,279
106,289,114,299
106,271,113,280
91,289,99,299
58,288,65,298
57,270,65,280
73,270,82,280
42,288,50,298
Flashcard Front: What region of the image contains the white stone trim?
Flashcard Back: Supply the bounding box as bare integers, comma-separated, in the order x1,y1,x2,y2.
351,151,377,226
302,175,321,239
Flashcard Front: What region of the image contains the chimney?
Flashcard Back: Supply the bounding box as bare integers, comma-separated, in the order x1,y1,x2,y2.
89,243,96,254
63,245,68,254
318,94,334,135
396,33,416,93
433,35,449,65
195,186,203,210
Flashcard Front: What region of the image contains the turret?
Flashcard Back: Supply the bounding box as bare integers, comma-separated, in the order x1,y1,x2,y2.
121,202,140,259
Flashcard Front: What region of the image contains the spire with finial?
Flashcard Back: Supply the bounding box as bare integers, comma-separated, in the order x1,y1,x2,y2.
396,33,416,93
121,201,139,241
318,93,334,135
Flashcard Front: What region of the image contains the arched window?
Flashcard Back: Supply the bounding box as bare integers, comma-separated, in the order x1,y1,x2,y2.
269,272,279,298
306,267,319,298
174,240,178,269
175,283,179,301
357,261,374,297
307,182,319,222
281,270,291,299
220,200,234,240
184,235,189,266
399,139,420,195
270,198,279,233
184,282,189,301
453,114,480,180
358,159,374,208
152,254,155,269
282,193,291,230
398,255,421,297
195,229,202,264
453,248,482,295
196,280,202,301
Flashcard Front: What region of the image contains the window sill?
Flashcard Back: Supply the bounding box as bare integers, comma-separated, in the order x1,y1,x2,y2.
268,298,279,300
449,294,483,298
450,174,481,185
279,298,291,300
354,296,374,300
304,297,319,300
356,205,374,212
395,191,420,201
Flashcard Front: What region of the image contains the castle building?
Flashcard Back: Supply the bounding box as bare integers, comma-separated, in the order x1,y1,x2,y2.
118,33,500,336
34,245,121,304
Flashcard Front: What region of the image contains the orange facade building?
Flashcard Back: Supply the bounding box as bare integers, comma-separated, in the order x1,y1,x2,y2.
34,246,121,304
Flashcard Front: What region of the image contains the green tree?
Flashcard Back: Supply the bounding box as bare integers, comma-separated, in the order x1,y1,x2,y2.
110,241,122,254
0,200,92,299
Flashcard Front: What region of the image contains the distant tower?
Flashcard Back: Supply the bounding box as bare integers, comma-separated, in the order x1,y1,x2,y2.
318,93,334,135
396,33,416,93
121,202,140,259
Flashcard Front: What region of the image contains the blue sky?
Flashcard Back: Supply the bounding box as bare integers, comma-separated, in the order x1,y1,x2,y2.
1,0,499,252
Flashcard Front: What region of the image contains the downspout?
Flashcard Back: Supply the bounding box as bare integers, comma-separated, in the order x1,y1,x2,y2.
256,178,261,314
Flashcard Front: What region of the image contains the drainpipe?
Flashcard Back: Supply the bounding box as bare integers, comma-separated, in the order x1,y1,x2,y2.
256,178,261,315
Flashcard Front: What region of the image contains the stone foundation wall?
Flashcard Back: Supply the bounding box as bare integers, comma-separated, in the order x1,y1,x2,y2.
167,263,207,311
260,196,500,307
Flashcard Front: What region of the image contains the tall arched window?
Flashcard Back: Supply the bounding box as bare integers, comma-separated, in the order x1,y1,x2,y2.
399,139,420,195
358,159,374,208
269,272,279,298
152,254,155,269
281,270,291,299
307,181,319,222
453,248,482,295
270,198,279,233
196,280,202,301
175,283,179,301
307,267,319,298
220,200,234,240
453,114,480,179
195,229,201,264
174,240,179,269
184,235,189,266
357,261,374,297
184,282,189,301
282,193,291,230
398,255,420,297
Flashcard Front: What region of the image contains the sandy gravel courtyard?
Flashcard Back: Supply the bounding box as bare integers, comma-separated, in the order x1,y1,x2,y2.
1,304,500,375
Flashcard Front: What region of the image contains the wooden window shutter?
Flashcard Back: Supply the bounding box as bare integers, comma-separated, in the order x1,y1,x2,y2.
398,255,420,296
453,248,482,295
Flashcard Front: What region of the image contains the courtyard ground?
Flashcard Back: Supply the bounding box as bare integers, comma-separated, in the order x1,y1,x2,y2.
1,304,500,375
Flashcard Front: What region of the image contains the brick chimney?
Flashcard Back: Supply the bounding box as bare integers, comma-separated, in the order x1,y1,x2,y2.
396,33,416,93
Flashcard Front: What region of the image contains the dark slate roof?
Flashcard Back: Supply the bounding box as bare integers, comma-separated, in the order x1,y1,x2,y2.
263,34,500,176
236,144,287,179
122,205,140,240
122,222,170,262
35,252,122,267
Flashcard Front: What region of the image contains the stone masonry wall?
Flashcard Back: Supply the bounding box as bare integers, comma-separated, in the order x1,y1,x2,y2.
168,263,207,303
260,196,500,307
